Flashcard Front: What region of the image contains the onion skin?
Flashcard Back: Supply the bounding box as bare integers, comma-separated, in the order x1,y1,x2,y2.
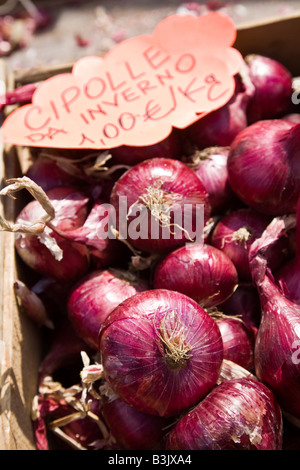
67,269,148,350
166,378,283,450
153,244,238,308
110,157,210,253
99,289,223,417
217,359,257,384
227,120,300,216
245,54,293,123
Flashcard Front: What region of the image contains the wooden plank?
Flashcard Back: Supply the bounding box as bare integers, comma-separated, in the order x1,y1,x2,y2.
0,61,41,450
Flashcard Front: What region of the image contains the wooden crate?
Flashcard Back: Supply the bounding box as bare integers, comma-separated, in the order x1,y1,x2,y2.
0,12,300,450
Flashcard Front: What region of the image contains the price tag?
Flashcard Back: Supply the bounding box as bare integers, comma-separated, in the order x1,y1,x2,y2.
1,12,243,149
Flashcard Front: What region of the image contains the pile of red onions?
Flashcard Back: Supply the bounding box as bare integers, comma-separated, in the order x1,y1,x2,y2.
2,51,300,451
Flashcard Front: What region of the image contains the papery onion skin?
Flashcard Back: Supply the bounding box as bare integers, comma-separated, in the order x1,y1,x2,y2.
109,158,210,253
245,54,293,123
153,244,238,308
216,317,255,371
99,289,223,418
217,359,257,385
227,120,300,216
101,395,168,450
253,265,300,420
165,378,283,450
67,269,148,350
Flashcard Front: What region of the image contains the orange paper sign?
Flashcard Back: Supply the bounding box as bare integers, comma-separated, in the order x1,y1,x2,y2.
1,12,243,149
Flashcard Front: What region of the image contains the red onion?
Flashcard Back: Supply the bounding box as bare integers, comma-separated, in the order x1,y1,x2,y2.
275,197,300,305
186,75,250,149
183,146,237,214
153,243,238,308
245,54,293,123
110,129,182,166
99,289,223,417
26,156,82,192
250,254,300,421
215,316,255,371
55,200,130,271
0,82,36,111
110,158,210,253
38,318,93,382
14,279,54,329
227,119,300,216
15,186,90,282
210,208,288,281
220,283,261,329
101,392,168,450
165,377,283,450
68,269,148,350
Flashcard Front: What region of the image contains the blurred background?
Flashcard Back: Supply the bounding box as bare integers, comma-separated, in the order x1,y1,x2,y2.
1,0,300,74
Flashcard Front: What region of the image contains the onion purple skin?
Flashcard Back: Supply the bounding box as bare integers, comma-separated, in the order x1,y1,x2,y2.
99,289,223,418
227,119,300,216
67,269,148,350
245,54,293,124
101,396,169,450
110,157,211,253
165,378,283,450
153,243,238,309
